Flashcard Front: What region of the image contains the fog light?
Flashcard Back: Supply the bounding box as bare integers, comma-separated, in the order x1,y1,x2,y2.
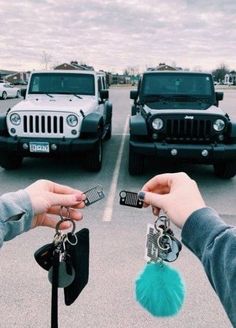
202,150,208,157
22,143,28,150
71,129,77,135
51,144,57,151
152,133,158,140
218,134,224,141
171,149,178,156
10,128,16,134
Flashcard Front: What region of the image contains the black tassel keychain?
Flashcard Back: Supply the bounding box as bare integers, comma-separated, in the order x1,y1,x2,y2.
34,185,105,327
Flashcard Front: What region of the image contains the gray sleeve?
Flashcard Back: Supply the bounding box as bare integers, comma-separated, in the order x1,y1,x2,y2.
181,207,236,326
0,190,34,248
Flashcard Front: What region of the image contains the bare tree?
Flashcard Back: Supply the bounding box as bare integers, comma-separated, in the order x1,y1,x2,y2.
41,51,52,70
212,63,230,83
123,66,140,76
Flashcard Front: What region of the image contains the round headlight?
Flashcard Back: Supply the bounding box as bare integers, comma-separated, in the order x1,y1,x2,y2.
67,114,78,127
10,113,21,125
152,118,163,130
213,119,225,132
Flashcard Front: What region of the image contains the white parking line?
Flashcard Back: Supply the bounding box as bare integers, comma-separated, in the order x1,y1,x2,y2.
102,116,129,221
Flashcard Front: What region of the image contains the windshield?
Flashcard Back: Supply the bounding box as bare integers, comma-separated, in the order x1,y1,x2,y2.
142,73,213,98
28,73,95,95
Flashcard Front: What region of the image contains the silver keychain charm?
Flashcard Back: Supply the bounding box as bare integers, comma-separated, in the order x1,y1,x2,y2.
145,214,182,263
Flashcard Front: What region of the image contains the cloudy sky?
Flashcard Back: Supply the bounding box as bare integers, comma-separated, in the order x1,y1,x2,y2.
1,0,236,73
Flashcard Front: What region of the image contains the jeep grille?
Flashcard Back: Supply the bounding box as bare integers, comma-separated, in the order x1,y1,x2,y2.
151,115,227,143
8,112,80,138
166,119,212,139
23,114,64,135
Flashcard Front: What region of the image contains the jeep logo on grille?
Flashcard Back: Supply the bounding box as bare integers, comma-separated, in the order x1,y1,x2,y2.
184,115,194,119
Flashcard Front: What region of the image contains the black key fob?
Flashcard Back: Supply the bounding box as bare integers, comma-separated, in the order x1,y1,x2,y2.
64,228,89,306
34,243,55,271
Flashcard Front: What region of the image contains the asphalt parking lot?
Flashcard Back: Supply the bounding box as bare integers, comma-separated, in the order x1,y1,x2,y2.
0,86,235,327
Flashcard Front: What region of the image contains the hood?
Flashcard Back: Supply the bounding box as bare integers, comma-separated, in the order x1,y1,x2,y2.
10,94,98,115
143,104,226,117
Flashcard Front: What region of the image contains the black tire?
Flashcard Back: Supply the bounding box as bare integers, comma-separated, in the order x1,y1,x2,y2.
128,147,144,175
86,139,103,171
104,103,112,140
213,161,236,179
0,153,23,170
104,122,112,140
131,105,137,116
2,91,7,100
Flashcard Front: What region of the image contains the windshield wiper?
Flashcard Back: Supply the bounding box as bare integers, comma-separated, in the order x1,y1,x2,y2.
72,94,83,99
180,95,211,103
46,93,54,98
144,94,176,103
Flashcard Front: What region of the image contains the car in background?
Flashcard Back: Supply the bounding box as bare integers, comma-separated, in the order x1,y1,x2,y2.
0,70,112,171
12,80,28,86
129,70,236,178
0,83,21,99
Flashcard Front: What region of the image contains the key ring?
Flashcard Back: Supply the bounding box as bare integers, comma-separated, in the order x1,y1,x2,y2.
60,206,70,220
157,234,172,251
55,218,76,235
154,215,171,251
154,214,170,232
55,206,76,235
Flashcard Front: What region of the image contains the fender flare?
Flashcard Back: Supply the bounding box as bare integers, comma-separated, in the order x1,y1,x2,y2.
80,112,104,136
104,101,112,123
0,115,7,134
230,120,236,138
130,113,148,136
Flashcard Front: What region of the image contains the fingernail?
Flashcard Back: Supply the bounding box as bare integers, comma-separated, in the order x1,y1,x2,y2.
76,194,82,201
138,191,145,200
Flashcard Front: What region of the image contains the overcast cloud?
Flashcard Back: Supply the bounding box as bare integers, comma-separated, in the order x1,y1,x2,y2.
1,0,236,73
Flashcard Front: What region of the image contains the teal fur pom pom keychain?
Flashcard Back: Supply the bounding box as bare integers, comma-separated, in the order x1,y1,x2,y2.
135,261,185,317
135,214,186,317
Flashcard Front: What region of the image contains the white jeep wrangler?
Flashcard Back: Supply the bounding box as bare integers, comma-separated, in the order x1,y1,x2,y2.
0,70,112,171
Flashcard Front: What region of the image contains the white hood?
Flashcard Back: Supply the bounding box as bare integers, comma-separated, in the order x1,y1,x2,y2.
11,94,98,115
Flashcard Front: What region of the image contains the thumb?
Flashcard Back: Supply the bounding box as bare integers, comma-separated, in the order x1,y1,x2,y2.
138,191,168,211
47,192,83,207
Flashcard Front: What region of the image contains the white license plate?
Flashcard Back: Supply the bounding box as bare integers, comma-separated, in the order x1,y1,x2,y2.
29,142,50,153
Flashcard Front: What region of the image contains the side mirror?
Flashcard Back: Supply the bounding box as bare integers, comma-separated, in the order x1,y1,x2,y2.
130,90,138,100
216,92,224,101
21,88,27,99
100,89,109,100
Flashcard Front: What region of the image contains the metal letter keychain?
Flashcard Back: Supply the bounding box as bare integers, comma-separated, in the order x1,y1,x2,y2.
119,190,186,317
34,185,105,328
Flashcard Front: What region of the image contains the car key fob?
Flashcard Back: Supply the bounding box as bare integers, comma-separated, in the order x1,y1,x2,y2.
34,242,55,271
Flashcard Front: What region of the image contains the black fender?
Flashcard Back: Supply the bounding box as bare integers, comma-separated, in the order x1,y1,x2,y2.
130,113,148,136
0,115,7,135
80,112,104,137
131,104,138,116
104,101,112,124
230,120,236,138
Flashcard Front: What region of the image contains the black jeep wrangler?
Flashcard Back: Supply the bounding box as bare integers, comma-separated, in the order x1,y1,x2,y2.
129,70,236,178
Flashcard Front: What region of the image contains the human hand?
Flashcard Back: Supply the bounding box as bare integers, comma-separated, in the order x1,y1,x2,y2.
25,179,86,230
138,172,206,228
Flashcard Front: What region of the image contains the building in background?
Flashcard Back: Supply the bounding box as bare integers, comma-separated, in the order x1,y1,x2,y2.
5,71,30,85
54,61,94,71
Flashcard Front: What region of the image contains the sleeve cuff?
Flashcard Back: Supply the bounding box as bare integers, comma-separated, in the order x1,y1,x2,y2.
181,207,231,259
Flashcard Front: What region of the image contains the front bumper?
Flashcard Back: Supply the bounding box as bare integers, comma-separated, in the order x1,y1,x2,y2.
0,136,99,156
130,140,236,162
